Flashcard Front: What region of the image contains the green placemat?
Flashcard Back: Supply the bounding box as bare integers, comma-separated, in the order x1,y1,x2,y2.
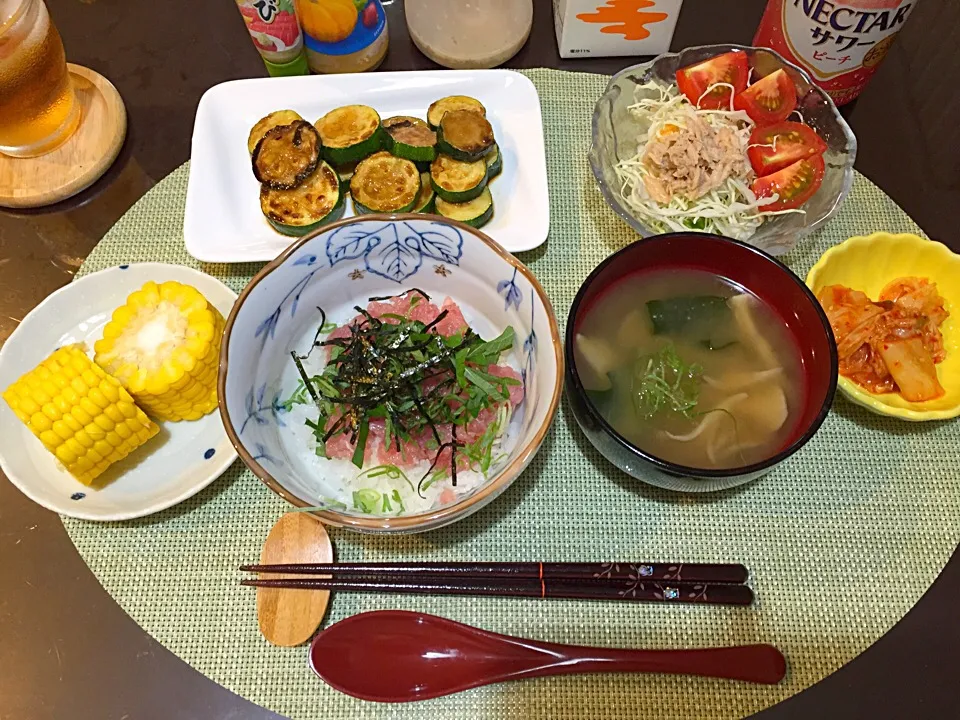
62,69,959,719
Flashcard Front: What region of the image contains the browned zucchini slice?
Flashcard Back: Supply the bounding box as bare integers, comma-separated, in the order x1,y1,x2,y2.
436,110,495,162
435,187,494,228
485,143,502,179
350,151,421,214
382,116,436,163
430,153,488,203
316,105,383,165
426,95,486,129
260,160,344,236
252,120,322,190
412,172,436,213
247,110,303,155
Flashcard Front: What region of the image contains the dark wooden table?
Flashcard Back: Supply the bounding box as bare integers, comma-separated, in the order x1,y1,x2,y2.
1,1,957,718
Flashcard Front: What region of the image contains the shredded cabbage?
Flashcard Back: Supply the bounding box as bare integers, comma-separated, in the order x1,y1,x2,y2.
614,81,803,241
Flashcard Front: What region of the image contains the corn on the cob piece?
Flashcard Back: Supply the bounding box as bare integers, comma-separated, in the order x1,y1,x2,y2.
94,280,223,422
3,345,159,486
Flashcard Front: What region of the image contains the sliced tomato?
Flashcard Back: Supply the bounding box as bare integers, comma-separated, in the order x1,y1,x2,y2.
752,154,825,212
675,51,749,110
734,69,798,126
747,121,827,177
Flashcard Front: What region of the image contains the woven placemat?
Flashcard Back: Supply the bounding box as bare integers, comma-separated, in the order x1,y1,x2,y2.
63,69,959,719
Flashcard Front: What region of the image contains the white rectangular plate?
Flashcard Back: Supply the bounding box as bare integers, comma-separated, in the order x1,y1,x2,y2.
184,69,549,263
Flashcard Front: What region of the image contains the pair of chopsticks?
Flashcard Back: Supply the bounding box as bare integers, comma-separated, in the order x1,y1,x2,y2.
240,562,753,606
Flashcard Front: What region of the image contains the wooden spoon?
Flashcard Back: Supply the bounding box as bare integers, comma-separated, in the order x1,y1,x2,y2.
257,512,333,646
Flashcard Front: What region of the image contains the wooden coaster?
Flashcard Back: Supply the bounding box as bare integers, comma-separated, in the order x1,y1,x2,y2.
256,513,334,647
0,64,126,209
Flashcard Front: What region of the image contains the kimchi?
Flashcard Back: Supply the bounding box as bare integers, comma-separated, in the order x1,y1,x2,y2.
817,277,949,402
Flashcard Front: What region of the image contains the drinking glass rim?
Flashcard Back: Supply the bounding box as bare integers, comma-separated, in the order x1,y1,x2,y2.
0,0,35,37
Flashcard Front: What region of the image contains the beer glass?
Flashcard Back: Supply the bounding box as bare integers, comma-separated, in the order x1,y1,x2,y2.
0,0,79,157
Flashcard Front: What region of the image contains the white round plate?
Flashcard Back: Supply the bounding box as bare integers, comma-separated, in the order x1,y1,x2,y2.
0,263,239,521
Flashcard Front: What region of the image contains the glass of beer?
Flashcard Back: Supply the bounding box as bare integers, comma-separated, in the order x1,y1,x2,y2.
0,0,79,157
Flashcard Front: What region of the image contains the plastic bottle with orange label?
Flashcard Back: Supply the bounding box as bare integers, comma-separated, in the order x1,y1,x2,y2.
296,0,388,74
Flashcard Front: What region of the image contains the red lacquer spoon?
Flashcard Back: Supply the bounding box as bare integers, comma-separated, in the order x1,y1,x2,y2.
309,610,786,702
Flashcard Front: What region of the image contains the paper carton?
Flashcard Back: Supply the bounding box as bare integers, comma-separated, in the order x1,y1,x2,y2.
553,0,683,59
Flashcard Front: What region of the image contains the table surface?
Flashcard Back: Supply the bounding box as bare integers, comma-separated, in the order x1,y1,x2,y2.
1,2,957,718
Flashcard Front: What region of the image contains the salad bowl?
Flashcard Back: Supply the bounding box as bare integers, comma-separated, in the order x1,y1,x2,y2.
590,44,857,256
218,214,563,533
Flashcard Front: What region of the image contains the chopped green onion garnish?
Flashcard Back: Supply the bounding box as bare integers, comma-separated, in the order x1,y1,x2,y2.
353,488,381,514
391,489,405,513
633,343,703,420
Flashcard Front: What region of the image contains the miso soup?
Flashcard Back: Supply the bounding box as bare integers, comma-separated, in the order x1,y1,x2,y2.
574,269,803,470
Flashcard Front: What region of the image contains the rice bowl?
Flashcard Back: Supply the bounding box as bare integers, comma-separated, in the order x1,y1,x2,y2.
218,214,562,533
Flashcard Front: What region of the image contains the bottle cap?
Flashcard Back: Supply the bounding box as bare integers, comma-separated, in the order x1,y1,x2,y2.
263,51,310,77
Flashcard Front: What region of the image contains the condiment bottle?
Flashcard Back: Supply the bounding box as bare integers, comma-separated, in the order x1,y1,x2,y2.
405,0,533,69
296,0,389,74
753,0,919,105
234,0,309,76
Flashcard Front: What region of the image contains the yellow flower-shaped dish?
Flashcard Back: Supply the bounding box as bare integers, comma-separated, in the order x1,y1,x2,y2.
806,232,960,421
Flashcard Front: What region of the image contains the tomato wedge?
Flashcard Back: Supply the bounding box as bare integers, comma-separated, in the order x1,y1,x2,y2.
752,154,825,212
734,69,798,126
747,121,827,177
675,51,749,110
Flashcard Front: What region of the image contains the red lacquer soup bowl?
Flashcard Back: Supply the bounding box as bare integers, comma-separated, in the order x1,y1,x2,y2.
565,233,838,493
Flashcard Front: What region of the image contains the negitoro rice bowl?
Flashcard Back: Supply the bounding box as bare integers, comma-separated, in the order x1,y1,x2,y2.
277,290,526,517
219,214,562,534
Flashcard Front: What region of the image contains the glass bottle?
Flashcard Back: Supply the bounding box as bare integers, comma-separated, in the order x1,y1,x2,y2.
297,0,389,74
405,0,533,69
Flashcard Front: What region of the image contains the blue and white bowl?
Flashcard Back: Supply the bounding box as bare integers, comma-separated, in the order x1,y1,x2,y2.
218,214,563,533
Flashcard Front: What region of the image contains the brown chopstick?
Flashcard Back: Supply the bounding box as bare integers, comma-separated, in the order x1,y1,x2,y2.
240,576,753,606
239,561,748,585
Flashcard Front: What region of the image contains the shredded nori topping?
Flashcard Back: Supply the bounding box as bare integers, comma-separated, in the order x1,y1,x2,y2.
286,290,518,496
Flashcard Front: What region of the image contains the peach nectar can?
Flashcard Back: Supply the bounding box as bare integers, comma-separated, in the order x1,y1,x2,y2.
753,0,919,105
